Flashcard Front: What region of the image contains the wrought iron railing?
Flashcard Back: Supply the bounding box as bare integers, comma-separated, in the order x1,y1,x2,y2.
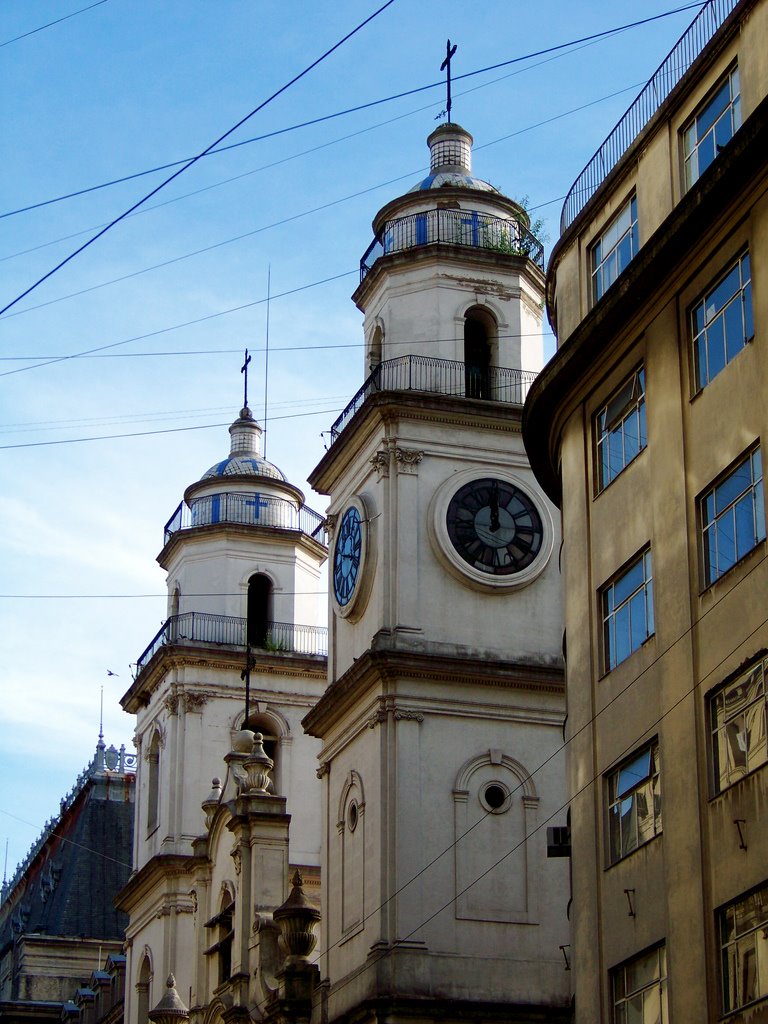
360,207,545,280
328,355,537,444
135,611,328,675
561,0,740,232
163,493,326,546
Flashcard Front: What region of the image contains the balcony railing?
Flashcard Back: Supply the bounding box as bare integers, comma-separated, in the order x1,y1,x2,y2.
163,493,326,546
360,207,545,280
328,355,537,445
135,611,328,676
561,0,740,232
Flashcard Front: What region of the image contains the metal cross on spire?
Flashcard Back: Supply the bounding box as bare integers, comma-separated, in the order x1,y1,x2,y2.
441,39,457,123
241,348,252,409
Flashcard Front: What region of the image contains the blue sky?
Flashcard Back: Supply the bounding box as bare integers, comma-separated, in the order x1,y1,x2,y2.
0,0,700,880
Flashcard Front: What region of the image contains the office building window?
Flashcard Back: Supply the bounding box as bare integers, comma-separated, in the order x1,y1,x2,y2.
683,66,741,190
719,881,768,1014
602,550,654,671
596,366,647,490
591,195,639,303
701,447,765,586
607,741,661,863
692,251,753,390
711,654,768,793
612,944,668,1023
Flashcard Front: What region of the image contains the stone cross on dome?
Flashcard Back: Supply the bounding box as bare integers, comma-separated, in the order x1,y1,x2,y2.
441,39,457,123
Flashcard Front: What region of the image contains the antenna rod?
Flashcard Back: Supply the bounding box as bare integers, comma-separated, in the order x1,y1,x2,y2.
99,685,104,740
263,265,271,458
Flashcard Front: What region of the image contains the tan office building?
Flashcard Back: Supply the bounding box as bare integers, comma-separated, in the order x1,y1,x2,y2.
524,0,768,1019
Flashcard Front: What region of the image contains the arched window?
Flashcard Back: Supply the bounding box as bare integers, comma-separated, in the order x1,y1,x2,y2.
206,891,234,986
170,584,181,619
146,733,160,833
368,324,383,375
464,307,496,399
136,953,152,1024
247,574,272,648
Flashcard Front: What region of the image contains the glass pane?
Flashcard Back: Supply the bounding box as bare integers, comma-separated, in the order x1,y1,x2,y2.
724,298,745,361
609,805,623,862
694,334,707,389
715,462,752,514
735,493,757,559
738,934,757,1004
744,281,754,340
709,265,740,315
755,923,768,1003
643,986,663,1024
617,749,652,797
629,590,647,651
625,992,645,1024
615,605,631,666
698,80,731,137
609,430,626,480
683,121,697,155
698,132,716,176
652,773,662,833
705,317,726,382
614,560,644,606
715,109,734,150
693,300,706,336
638,402,647,448
715,514,736,573
617,233,632,274
624,411,640,462
625,949,660,993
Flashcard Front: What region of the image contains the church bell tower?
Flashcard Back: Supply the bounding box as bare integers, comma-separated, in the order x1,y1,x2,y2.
305,120,570,1022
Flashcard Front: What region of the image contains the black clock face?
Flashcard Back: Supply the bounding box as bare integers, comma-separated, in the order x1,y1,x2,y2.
446,478,543,575
333,506,363,606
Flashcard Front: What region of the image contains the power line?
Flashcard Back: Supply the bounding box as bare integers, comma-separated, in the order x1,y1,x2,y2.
0,34,614,268
1,2,702,220
2,538,763,1000
0,407,339,450
0,0,112,49
0,85,641,325
0,270,359,380
0,0,398,318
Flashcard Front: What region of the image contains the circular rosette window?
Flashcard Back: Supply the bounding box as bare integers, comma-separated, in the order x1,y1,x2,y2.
430,470,553,591
331,496,374,619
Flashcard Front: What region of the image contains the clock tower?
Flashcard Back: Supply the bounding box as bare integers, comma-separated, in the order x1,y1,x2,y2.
305,123,570,1022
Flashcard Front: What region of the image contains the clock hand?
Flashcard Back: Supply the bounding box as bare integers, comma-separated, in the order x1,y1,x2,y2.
489,481,500,532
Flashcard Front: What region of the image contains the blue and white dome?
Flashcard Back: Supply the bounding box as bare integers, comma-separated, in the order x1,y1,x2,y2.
408,123,499,194
200,407,286,482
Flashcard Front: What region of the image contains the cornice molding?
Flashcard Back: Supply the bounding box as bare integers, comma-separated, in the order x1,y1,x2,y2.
303,644,564,738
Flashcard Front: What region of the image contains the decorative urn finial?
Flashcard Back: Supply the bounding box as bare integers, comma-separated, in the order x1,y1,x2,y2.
242,732,274,794
273,870,321,963
147,974,189,1024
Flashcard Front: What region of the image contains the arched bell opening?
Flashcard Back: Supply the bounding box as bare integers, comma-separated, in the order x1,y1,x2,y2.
146,732,161,834
247,573,272,648
464,306,497,399
368,324,384,376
